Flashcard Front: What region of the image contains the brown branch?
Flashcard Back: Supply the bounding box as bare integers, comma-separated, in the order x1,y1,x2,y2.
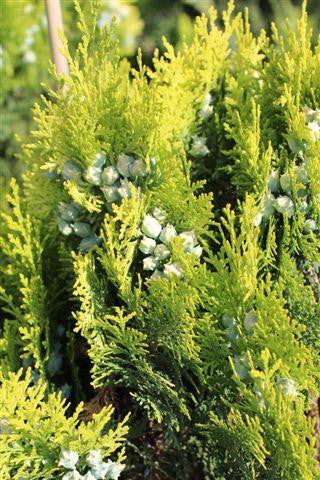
45,0,69,76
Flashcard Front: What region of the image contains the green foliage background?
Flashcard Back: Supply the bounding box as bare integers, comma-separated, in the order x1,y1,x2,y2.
0,1,320,479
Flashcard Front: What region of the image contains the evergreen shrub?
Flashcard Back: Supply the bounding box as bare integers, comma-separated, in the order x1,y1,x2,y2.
1,1,319,479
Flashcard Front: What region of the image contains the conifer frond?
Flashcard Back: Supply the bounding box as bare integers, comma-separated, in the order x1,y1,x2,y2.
0,369,129,480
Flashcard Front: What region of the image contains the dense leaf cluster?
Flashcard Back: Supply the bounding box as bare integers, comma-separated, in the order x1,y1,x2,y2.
1,2,319,479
